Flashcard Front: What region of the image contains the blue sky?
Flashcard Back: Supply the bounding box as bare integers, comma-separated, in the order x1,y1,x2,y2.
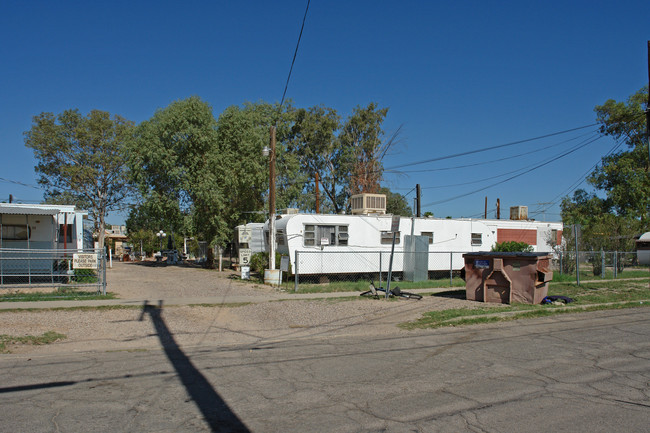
1,0,648,225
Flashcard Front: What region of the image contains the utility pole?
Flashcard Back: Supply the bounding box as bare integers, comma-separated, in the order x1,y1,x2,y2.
646,41,650,170
484,196,487,219
269,126,276,271
496,198,501,219
416,184,421,217
315,172,320,214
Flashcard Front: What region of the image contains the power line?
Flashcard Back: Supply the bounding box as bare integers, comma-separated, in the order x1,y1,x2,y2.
391,132,599,192
0,176,42,190
421,135,604,207
420,134,598,190
532,139,627,216
279,0,311,112
385,131,597,175
385,123,598,171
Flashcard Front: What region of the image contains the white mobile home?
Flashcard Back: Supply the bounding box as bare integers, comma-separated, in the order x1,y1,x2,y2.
0,203,86,250
0,203,87,274
267,213,562,275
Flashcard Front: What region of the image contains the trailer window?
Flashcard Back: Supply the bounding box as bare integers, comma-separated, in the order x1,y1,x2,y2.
338,226,348,246
381,231,400,245
303,225,348,247
471,233,482,246
304,225,316,246
2,225,30,240
276,229,285,246
420,231,434,244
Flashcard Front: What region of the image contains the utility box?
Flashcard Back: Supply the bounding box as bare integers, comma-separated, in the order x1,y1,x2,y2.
462,252,553,304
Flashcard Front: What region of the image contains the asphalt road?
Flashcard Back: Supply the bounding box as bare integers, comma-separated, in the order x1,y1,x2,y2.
0,307,648,432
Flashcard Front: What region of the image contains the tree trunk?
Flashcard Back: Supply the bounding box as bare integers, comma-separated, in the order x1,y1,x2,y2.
98,209,106,251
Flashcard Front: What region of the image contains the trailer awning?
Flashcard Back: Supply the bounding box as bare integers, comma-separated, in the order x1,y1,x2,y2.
0,206,59,215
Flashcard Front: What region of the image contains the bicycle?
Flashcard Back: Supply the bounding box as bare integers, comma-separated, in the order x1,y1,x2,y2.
360,281,422,300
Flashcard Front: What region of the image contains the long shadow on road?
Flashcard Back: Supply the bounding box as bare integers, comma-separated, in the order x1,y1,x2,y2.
140,300,250,433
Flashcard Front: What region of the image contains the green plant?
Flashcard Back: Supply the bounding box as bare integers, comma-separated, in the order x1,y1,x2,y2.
0,331,66,353
74,268,97,283
491,241,533,252
249,252,267,275
248,252,286,275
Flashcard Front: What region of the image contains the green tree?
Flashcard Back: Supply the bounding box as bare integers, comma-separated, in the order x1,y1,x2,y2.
288,105,347,213
24,109,135,249
560,189,608,229
591,86,650,223
342,103,391,195
561,87,649,250
128,98,301,246
288,102,394,213
215,101,302,219
127,229,157,257
379,187,412,216
127,96,223,243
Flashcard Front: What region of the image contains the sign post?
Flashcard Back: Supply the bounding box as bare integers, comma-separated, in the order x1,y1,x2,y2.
386,216,400,299
238,228,252,244
73,253,99,270
239,248,252,267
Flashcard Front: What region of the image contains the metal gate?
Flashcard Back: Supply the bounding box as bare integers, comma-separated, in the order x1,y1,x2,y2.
0,248,106,294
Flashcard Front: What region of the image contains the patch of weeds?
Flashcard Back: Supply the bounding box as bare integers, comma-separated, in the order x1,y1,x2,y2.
0,331,66,353
0,290,116,302
402,279,650,330
0,304,141,314
401,300,650,330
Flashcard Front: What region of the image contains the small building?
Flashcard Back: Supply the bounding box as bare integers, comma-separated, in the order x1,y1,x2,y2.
0,203,86,250
0,203,87,276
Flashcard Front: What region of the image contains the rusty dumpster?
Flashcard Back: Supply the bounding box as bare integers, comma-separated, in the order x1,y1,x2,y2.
462,252,553,304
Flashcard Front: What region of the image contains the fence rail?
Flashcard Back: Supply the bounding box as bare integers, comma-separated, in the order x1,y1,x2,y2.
291,250,647,291
0,248,106,294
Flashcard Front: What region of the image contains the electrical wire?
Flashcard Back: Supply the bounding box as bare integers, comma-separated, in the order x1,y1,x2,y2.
391,132,599,192
278,0,310,112
530,139,627,217
421,135,604,207
384,123,598,171
385,130,598,175
420,134,599,190
0,177,42,190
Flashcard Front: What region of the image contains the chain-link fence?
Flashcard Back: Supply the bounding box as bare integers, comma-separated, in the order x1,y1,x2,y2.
0,248,106,294
553,250,645,281
293,250,467,290
290,249,647,291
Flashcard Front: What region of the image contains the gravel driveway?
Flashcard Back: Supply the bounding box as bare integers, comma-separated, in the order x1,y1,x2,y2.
1,262,482,355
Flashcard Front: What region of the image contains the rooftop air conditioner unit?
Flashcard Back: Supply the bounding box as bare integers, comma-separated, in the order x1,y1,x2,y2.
510,206,528,220
350,193,387,215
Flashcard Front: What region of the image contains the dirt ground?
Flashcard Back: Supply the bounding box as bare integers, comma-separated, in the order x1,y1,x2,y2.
0,262,484,355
